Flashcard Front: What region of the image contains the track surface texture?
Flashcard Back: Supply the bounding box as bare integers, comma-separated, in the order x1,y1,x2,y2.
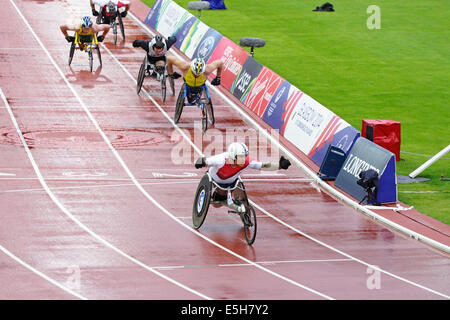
0,0,448,300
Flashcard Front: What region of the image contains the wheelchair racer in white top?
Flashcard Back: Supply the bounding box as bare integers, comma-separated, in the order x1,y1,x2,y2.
195,142,291,212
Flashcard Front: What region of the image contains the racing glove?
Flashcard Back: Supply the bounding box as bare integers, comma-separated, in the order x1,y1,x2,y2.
170,72,182,79
97,35,105,42
65,36,75,43
211,76,221,86
279,155,291,170
92,9,99,16
121,11,128,18
195,157,206,169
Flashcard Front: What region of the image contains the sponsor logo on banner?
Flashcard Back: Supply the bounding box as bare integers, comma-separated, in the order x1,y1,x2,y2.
231,57,263,102
280,86,304,136
192,29,223,62
243,67,284,118
261,81,295,134
335,137,397,203
180,20,210,59
206,37,249,91
283,93,337,155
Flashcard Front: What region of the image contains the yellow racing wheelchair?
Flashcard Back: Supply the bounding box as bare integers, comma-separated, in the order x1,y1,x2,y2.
68,32,102,72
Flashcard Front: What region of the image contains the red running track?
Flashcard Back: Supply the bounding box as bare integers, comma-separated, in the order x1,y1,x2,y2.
0,0,448,300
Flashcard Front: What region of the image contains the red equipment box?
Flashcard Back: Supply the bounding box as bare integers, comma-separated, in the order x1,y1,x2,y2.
361,120,401,161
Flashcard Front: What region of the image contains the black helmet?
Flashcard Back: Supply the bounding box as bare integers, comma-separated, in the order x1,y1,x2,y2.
153,35,164,49
106,1,117,14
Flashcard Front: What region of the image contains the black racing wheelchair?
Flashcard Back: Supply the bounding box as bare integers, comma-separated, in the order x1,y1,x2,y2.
136,55,175,102
193,172,257,245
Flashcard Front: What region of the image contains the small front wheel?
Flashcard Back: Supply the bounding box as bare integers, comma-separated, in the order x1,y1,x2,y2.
89,50,93,72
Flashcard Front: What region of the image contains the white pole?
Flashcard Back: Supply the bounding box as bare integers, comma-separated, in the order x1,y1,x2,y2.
409,144,450,178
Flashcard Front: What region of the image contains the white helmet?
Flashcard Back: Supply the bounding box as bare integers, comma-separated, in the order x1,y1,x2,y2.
227,142,248,160
190,57,206,76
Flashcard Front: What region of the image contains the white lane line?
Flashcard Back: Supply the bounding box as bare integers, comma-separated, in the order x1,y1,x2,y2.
151,258,353,270
0,244,86,300
6,1,211,301
100,44,334,300
127,12,450,299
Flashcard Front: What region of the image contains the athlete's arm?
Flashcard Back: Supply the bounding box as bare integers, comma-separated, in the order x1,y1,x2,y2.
132,39,150,52
60,24,78,38
255,156,291,171
166,55,189,77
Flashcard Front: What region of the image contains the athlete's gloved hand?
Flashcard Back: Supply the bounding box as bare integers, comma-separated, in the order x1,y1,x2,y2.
121,11,128,18
170,72,182,79
132,39,140,47
279,155,291,170
195,157,206,169
65,36,75,43
97,35,105,42
211,76,221,86
92,9,99,16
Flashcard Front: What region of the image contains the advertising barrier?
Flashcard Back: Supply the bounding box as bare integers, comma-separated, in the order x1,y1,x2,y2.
206,37,249,91
335,137,397,204
243,67,284,118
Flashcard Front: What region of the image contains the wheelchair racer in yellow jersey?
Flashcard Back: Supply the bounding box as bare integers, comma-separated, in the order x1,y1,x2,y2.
60,16,110,49
167,56,223,102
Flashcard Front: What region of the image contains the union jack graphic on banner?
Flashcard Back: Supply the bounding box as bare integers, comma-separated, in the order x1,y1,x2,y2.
280,88,303,136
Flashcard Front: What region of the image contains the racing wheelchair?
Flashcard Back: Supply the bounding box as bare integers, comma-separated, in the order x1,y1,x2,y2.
136,55,175,102
68,32,102,72
193,172,257,245
174,83,215,132
96,3,125,45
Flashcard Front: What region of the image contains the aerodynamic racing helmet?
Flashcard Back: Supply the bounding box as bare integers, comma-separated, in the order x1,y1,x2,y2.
81,16,93,28
106,1,117,14
152,35,164,50
228,142,249,161
190,57,206,76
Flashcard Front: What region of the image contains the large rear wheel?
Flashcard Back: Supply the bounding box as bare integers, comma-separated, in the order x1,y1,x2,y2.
136,58,146,94
118,13,125,41
68,42,75,66
96,45,102,67
161,73,167,102
192,174,212,229
174,83,185,124
243,205,257,245
201,100,208,132
206,98,215,126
